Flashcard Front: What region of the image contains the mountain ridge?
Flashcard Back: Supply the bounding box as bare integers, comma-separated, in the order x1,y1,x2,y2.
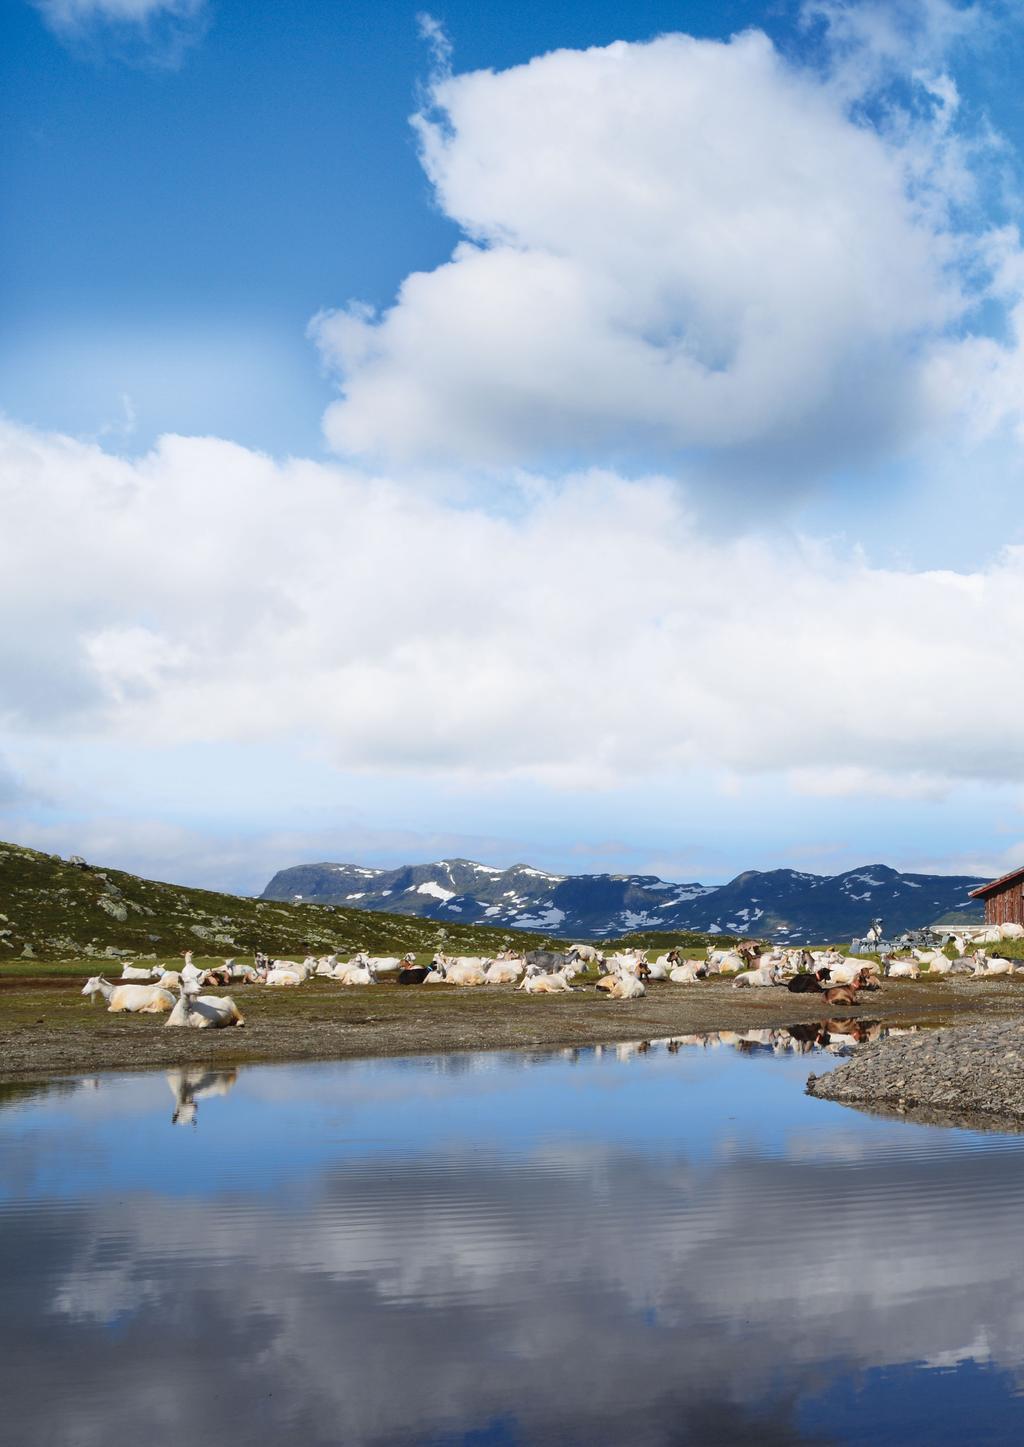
262,857,987,942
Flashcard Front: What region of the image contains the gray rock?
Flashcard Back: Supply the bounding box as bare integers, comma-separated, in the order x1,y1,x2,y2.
809,1019,1024,1124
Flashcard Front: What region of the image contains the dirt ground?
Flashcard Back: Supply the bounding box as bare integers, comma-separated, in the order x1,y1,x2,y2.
3,971,1024,1083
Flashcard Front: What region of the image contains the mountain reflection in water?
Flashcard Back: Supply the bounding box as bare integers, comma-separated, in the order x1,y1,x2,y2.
2,1040,1023,1447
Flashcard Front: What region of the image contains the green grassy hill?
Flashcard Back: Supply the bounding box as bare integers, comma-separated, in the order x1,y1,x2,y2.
600,929,738,954
0,841,561,963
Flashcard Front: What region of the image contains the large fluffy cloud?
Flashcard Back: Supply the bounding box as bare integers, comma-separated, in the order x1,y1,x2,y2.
313,14,1018,484
4,416,1024,795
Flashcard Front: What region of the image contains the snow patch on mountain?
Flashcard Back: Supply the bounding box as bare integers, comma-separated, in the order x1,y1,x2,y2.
413,882,456,902
515,907,566,928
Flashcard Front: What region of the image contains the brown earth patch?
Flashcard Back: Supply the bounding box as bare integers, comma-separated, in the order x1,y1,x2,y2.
3,973,1024,1084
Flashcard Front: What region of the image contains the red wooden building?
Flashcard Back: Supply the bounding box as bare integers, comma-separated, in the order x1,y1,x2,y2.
969,867,1024,926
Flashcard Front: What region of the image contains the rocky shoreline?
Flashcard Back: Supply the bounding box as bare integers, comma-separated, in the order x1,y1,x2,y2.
808,1018,1024,1125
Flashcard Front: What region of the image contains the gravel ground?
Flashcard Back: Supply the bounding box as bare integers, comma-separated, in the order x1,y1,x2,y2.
3,973,1024,1083
808,1016,1024,1127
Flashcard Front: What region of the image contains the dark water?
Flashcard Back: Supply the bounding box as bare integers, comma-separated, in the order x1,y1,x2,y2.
3,1034,1024,1446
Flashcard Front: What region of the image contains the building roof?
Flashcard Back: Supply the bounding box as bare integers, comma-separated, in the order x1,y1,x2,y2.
969,866,1024,899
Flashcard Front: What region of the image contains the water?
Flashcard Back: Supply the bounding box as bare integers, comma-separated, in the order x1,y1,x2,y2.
3,1035,1024,1446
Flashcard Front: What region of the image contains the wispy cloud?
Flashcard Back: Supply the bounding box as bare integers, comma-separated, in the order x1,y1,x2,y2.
31,0,208,67
416,11,453,77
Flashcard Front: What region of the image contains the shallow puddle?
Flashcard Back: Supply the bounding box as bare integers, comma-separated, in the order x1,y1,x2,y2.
2,1036,1024,1445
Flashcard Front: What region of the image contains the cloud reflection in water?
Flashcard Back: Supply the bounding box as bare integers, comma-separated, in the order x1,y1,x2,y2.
2,1043,1024,1445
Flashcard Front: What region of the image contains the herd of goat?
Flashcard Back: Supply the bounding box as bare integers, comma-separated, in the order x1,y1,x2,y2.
77,926,1024,1030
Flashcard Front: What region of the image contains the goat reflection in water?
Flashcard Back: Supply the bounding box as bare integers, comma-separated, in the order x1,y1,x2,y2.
166,1067,239,1126
158,1022,905,1125
559,1021,905,1065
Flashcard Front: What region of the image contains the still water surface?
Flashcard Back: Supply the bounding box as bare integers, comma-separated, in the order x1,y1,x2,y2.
3,1035,1024,1446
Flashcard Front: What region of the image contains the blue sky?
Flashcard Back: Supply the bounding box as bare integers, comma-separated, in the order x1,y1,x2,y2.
1,2,759,456
4,0,1024,893
6,0,1019,480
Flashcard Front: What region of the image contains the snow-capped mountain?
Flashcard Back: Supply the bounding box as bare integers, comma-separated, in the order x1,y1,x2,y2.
260,858,986,942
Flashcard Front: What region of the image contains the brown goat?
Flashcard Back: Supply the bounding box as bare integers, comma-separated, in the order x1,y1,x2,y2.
823,984,861,1006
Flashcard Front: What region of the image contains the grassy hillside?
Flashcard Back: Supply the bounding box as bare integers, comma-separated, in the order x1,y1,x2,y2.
601,929,739,953
0,841,561,963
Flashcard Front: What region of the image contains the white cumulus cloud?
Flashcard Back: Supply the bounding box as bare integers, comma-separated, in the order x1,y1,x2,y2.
313,19,1020,488
4,417,1024,797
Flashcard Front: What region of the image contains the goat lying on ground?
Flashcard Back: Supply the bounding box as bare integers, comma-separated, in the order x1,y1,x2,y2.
331,961,377,985
397,961,432,985
648,950,680,980
264,966,305,987
822,984,861,1007
165,981,245,1029
668,959,707,984
81,976,174,1014
517,964,574,994
732,960,781,989
972,950,1019,977
484,959,523,985
787,967,831,994
596,971,646,1000
884,957,920,979
120,963,161,982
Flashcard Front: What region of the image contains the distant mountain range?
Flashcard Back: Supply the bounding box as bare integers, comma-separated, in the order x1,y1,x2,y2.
261,858,987,943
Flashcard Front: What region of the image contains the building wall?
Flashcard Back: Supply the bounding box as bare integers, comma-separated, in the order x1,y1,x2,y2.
985,883,1024,925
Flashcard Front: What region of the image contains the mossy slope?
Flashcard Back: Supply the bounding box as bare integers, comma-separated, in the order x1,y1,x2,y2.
0,841,558,963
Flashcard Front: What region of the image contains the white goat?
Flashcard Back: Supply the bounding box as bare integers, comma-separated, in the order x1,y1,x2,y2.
119,963,161,982
668,959,707,984
224,961,260,983
603,951,648,976
711,951,748,974
648,950,681,980
264,965,305,987
825,959,868,986
976,923,1024,943
484,959,523,985
165,981,245,1029
81,976,175,1013
596,972,646,1000
884,957,920,980
181,951,204,987
434,954,488,986
363,952,416,976
731,960,781,989
331,961,377,985
974,951,1018,977
517,964,574,994
915,949,953,976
